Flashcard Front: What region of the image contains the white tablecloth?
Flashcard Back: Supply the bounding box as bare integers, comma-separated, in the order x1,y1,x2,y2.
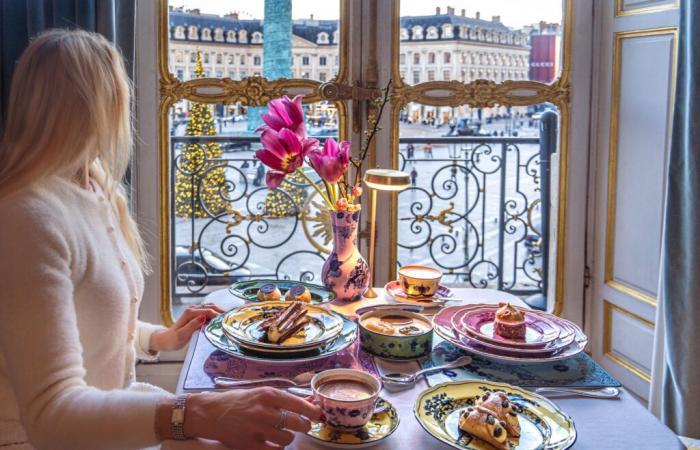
175,288,682,450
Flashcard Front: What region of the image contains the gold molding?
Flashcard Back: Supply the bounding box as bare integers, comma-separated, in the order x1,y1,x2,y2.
603,300,654,382
615,0,679,17
157,0,351,325
389,0,573,315
604,27,678,311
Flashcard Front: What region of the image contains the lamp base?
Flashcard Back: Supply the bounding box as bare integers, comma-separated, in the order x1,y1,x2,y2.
364,286,378,298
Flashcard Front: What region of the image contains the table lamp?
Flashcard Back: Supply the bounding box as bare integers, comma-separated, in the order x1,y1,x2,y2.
363,169,411,298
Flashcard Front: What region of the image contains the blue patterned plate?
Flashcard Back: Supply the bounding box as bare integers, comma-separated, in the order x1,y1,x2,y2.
229,279,336,304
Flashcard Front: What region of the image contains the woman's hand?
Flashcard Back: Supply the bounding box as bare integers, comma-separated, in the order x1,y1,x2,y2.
150,304,225,352
184,387,322,449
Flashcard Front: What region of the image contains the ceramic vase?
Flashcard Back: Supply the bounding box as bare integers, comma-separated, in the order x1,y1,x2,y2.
322,210,370,302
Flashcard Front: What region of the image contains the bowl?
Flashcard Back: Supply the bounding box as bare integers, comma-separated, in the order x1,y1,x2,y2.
358,310,434,359
398,265,443,297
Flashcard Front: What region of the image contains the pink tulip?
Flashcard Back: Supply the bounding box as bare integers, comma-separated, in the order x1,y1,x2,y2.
257,95,306,139
308,138,351,184
336,198,348,212
256,128,319,189
352,184,363,197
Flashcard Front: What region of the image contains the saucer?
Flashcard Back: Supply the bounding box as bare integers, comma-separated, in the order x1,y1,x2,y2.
306,398,400,448
385,280,454,308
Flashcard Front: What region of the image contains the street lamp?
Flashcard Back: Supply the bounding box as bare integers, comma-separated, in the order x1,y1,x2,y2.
363,169,411,298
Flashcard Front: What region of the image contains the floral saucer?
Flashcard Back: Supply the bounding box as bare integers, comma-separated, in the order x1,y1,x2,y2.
306,398,400,448
385,280,454,308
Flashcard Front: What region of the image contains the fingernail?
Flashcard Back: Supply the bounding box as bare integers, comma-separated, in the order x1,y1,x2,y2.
199,314,206,323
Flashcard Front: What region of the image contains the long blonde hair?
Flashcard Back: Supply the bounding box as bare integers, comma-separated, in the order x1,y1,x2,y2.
0,29,149,271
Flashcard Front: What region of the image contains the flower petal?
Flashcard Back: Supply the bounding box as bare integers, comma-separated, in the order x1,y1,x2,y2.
256,148,285,170
266,170,286,189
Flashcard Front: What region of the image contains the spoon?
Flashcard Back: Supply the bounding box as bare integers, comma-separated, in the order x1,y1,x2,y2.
533,386,621,399
214,371,315,388
287,387,388,415
381,355,472,388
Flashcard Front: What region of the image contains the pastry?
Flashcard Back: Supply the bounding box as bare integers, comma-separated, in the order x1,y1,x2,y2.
493,303,526,340
257,302,308,344
477,391,521,437
257,283,281,302
284,284,312,303
458,407,511,450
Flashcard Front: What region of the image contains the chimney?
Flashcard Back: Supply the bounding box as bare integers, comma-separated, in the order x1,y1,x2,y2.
447,6,455,15
189,8,200,14
475,11,480,20
461,9,466,16
225,12,239,19
436,7,441,15
492,15,501,22
310,13,314,20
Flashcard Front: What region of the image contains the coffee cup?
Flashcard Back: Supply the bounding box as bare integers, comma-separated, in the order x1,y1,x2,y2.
398,265,442,297
310,368,381,430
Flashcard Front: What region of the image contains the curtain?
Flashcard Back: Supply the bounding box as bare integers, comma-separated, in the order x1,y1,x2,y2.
0,0,135,132
657,0,700,439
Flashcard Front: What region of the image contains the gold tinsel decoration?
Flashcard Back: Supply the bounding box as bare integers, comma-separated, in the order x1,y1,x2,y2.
264,171,309,218
175,50,227,218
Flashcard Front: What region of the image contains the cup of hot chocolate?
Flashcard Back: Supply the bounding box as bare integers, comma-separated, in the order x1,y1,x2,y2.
398,265,443,297
310,368,381,430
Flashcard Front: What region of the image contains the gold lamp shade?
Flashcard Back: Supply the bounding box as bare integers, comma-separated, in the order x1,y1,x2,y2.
363,169,411,192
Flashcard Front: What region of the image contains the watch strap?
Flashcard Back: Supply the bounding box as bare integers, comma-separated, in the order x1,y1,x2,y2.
171,394,188,440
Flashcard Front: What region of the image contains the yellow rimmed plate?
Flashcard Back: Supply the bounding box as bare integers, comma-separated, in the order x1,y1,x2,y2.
306,398,400,448
414,380,576,450
221,302,344,352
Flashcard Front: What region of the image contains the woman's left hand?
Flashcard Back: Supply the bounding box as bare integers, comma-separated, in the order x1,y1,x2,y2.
150,304,225,352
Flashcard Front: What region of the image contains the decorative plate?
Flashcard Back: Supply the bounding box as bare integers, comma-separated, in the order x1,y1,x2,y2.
221,302,344,352
385,280,454,308
229,279,336,304
454,306,562,348
204,313,357,365
432,306,587,364
306,398,400,449
414,380,576,450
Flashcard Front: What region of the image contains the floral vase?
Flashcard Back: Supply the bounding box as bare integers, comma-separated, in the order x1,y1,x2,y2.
322,210,370,302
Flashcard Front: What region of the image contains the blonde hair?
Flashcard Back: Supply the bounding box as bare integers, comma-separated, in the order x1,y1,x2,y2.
0,29,149,271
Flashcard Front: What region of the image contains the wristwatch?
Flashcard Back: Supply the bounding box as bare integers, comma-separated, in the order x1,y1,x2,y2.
171,394,189,440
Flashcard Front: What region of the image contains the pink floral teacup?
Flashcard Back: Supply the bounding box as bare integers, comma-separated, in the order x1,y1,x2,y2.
310,369,381,430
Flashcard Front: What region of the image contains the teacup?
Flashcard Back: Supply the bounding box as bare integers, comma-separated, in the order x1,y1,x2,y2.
398,265,443,297
310,368,381,430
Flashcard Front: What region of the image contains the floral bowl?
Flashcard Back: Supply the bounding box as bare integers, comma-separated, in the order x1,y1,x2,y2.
359,310,434,359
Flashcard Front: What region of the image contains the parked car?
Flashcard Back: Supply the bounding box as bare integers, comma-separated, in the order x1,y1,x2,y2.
455,118,482,136
175,245,251,287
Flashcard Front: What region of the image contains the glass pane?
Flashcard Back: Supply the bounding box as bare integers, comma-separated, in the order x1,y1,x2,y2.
398,1,563,85
168,0,340,82
397,102,559,302
169,100,338,314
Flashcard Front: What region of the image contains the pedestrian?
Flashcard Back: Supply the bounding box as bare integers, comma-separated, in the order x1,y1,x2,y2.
254,164,265,187
410,168,418,186
407,143,415,161
426,143,434,159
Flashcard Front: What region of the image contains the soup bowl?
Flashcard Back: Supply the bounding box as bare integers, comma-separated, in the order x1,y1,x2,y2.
359,310,434,359
398,265,442,297
310,368,381,430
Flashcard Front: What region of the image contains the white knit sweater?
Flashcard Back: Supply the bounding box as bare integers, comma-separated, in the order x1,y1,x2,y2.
0,177,170,450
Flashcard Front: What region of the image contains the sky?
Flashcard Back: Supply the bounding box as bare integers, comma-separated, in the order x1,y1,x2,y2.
171,1,563,29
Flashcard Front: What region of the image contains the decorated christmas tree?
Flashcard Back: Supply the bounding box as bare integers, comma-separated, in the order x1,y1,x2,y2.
264,171,309,217
175,51,227,218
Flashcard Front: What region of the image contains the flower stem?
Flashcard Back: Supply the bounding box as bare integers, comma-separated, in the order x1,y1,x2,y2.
297,169,334,210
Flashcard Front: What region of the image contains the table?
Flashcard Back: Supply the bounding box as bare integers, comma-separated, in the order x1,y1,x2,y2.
176,288,683,450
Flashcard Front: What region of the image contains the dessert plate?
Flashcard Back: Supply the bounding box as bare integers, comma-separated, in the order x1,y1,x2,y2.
221,302,344,352
306,398,400,448
455,306,561,348
205,313,357,365
414,380,576,450
385,280,454,308
229,279,336,304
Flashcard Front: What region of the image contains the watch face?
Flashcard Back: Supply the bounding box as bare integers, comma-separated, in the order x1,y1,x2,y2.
172,408,185,424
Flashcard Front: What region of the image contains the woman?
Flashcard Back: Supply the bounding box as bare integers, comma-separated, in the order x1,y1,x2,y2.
0,30,319,450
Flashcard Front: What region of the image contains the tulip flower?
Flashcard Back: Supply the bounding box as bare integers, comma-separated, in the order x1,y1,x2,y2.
352,184,362,197
336,198,348,212
257,95,306,139
308,138,351,184
256,128,319,189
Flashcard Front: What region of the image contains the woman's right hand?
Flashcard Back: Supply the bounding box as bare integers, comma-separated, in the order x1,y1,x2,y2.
184,387,322,449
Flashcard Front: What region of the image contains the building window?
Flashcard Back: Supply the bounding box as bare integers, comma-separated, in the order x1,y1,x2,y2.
190,52,196,63
413,53,420,64
400,71,406,79
240,70,247,78
227,30,237,43
204,69,210,77
228,70,235,79
413,71,420,84
412,25,423,40
317,32,329,44
253,56,261,66
427,70,435,81
335,55,339,66
319,56,327,66
442,70,450,80
214,28,224,42
203,53,210,64
302,56,310,65
251,31,263,44
302,72,310,79
428,52,435,64
400,53,406,65
319,72,327,82
400,28,408,41
188,25,198,40
201,28,211,41
333,30,339,43
239,29,247,43
442,24,454,39
444,52,451,64
175,51,183,63
216,53,222,64
176,69,184,80
174,26,185,39
240,55,246,64
426,26,438,40
227,54,234,64
215,69,223,78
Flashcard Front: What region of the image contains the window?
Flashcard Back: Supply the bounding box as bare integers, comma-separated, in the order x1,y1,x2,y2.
302,71,310,79
442,70,450,80
239,70,247,78
216,53,222,64
201,28,211,41
214,28,224,42
317,32,329,44
400,28,409,41
253,56,261,66
227,30,237,43
203,53,209,64
174,26,185,39
187,25,198,40
427,70,435,81
240,55,245,64
302,56,310,65
175,51,183,63
428,52,435,64
444,52,451,64
400,53,406,65
215,69,223,78
239,29,247,43
251,31,263,44
413,71,420,84
319,72,327,82
228,70,235,79
412,25,423,40
319,56,327,66
413,53,420,64
227,54,233,64
176,69,184,80
426,26,438,40
333,30,339,43
442,23,453,39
